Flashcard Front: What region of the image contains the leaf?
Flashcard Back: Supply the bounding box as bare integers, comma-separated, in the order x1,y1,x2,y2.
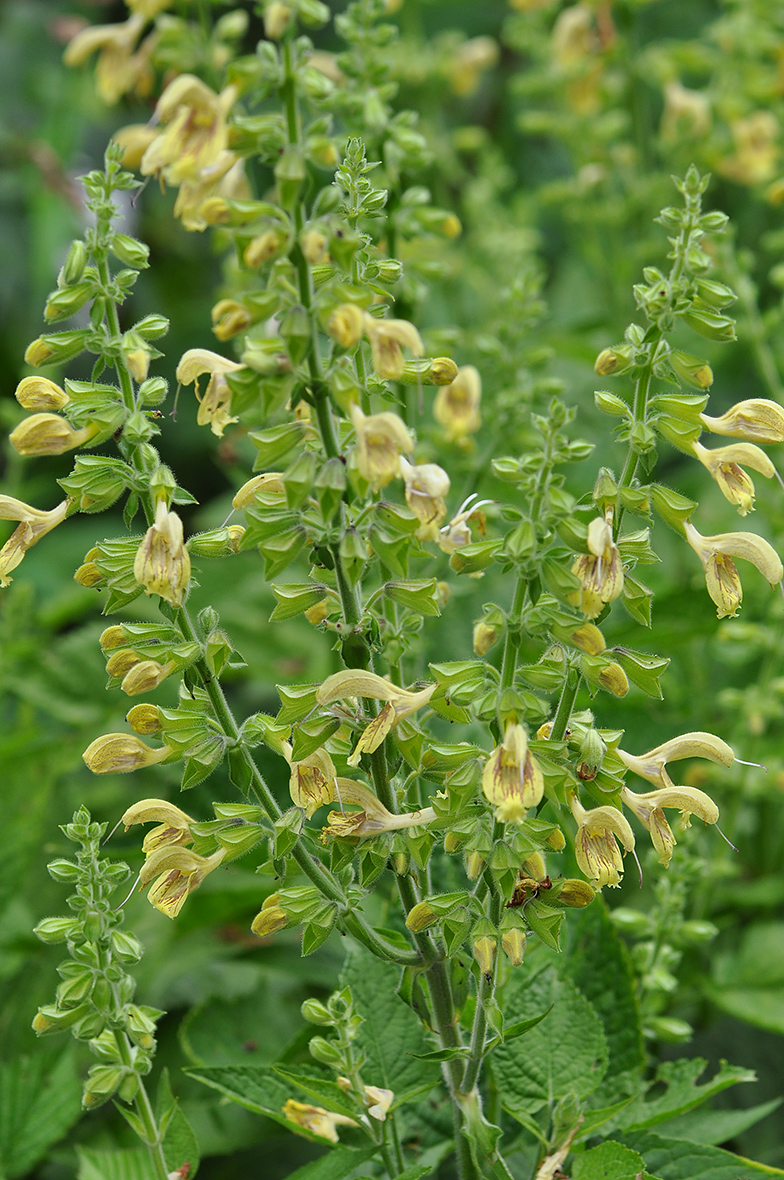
706,986,784,1034
493,965,608,1120
619,1060,757,1131
656,1098,782,1146
77,1148,157,1180
411,1047,472,1063
184,1064,328,1139
272,1066,358,1119
340,945,440,1095
498,1007,554,1041
564,901,645,1094
0,1048,82,1178
572,1140,650,1180
621,1130,784,1180
284,1146,379,1180
157,1069,200,1177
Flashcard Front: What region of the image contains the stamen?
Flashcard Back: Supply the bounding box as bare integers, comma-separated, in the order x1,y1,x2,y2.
631,845,643,888
715,823,738,852
103,816,125,844
734,756,768,771
333,776,346,815
114,872,142,911
220,507,236,528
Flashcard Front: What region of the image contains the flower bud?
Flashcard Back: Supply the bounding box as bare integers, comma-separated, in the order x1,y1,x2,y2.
251,905,288,937
472,919,497,976
110,234,150,269
473,622,498,655
244,230,284,268
301,998,333,1025
121,659,174,696
669,350,713,389
309,1036,343,1067
405,901,438,931
265,1,292,39
33,916,79,944
501,927,526,967
430,357,460,385
60,239,88,286
44,283,93,322
328,303,364,348
464,850,485,880
594,345,632,376
82,733,170,774
10,414,96,457
557,879,596,907
14,376,69,412
74,562,103,587
105,649,141,678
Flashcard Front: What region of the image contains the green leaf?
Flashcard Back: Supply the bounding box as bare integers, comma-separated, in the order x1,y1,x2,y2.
185,1064,334,1143
411,1046,472,1063
493,965,608,1120
157,1069,200,1177
340,945,440,1096
496,1007,554,1042
657,1097,782,1146
272,1066,358,1119
564,901,645,1091
619,1060,757,1132
572,1140,650,1180
77,1148,157,1180
0,1049,82,1178
621,1130,784,1180
285,1147,380,1180
705,985,784,1034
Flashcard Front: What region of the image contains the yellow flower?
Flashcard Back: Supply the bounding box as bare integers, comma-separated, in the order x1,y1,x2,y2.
139,846,225,918
617,731,735,789
482,722,544,824
660,80,711,143
10,414,97,456
349,404,413,490
473,621,498,655
552,4,597,68
398,456,450,539
173,153,248,232
113,123,160,170
320,779,436,841
176,348,245,436
437,493,493,554
621,784,719,867
284,744,339,818
14,377,69,412
0,497,69,588
362,313,424,380
121,797,194,854
126,703,162,735
700,399,784,445
282,1100,358,1143
251,903,288,937
718,111,780,186
82,733,170,774
569,512,624,618
433,366,481,442
363,1086,394,1121
448,36,499,97
120,658,177,696
683,521,783,618
691,440,776,516
232,472,286,509
316,669,435,766
570,795,635,888
328,303,365,349
212,299,252,342
133,500,191,608
141,74,237,187
63,14,151,105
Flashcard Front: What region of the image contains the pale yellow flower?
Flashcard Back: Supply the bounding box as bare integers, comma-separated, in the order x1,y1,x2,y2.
362,314,424,380
621,784,719,867
282,1100,358,1143
283,744,338,818
660,80,711,143
328,304,364,349
63,14,151,106
399,456,450,539
139,846,225,918
0,497,69,587
448,36,499,97
718,112,780,186
482,722,544,824
83,733,170,774
121,797,194,854
363,1086,394,1121
617,731,734,789
232,473,286,509
570,795,635,888
141,74,237,187
569,512,624,618
684,521,783,618
173,152,248,232
433,366,481,442
133,500,191,608
349,403,413,490
176,348,244,436
112,123,159,170
14,377,69,412
691,440,776,516
700,399,784,445
316,670,435,766
10,414,97,457
437,493,493,554
320,778,436,841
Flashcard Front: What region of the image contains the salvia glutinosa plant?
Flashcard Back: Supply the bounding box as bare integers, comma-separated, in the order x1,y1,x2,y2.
7,1,784,1178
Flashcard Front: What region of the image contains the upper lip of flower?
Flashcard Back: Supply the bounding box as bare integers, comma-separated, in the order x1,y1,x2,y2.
617,730,734,786
684,521,783,585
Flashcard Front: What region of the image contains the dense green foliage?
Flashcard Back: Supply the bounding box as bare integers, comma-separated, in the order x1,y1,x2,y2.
2,1,784,1178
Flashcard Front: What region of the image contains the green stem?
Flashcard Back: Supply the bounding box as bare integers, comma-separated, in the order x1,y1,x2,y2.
499,575,528,692
460,889,502,1094
97,254,136,414
550,665,580,742
113,1032,168,1180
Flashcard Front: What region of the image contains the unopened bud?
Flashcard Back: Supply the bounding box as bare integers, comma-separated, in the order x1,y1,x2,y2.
594,346,632,376
301,998,333,1025
501,927,526,966
99,626,126,650
473,621,498,655
558,879,596,907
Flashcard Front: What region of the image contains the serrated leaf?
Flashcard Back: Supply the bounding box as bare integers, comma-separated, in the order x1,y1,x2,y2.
272,1066,357,1119
157,1069,200,1177
497,1007,553,1041
493,965,608,1120
0,1049,82,1178
572,1140,649,1180
340,945,440,1096
619,1060,756,1132
285,1147,380,1180
77,1148,156,1180
621,1130,784,1180
184,1065,332,1143
411,1046,472,1063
